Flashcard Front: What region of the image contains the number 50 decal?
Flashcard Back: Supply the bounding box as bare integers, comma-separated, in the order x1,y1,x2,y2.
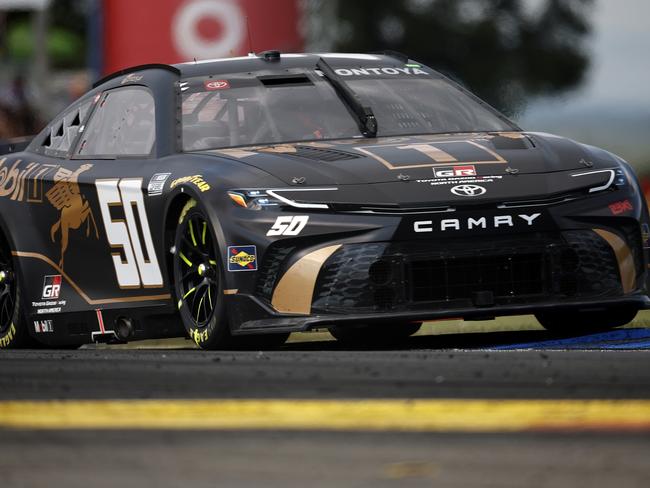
96,178,163,288
266,216,309,237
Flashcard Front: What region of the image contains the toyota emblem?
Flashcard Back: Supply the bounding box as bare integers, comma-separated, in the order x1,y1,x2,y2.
451,184,487,197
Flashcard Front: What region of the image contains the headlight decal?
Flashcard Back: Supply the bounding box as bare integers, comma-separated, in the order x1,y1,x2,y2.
571,169,616,193
228,187,337,210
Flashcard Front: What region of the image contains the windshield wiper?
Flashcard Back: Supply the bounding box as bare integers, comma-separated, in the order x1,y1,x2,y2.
316,57,377,138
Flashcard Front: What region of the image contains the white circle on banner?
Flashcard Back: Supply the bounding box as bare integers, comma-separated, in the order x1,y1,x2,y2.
172,0,245,60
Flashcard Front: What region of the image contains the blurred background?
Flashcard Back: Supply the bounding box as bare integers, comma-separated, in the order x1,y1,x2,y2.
0,0,648,189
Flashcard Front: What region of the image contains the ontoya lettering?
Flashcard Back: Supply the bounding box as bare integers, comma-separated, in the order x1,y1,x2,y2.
316,67,429,77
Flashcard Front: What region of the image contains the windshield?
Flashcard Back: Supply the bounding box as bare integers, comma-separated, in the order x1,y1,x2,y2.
181,69,517,151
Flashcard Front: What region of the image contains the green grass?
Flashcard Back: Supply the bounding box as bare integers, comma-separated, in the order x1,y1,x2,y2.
93,310,650,349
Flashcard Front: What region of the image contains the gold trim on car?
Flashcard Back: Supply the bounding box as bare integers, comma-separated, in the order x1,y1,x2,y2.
271,244,342,315
12,251,171,305
593,229,636,294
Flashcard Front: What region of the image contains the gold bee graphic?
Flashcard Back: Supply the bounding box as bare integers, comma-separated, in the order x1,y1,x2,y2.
46,164,98,269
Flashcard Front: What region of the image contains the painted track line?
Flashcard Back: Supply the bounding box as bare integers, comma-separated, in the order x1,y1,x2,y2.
490,328,650,350
1,399,649,432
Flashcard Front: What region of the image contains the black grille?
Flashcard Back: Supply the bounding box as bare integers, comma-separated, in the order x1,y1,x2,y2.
409,253,545,303
311,231,628,314
289,145,362,162
561,230,623,296
313,243,388,310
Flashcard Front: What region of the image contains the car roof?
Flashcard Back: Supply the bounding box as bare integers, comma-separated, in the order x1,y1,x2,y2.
174,52,414,78
93,52,423,88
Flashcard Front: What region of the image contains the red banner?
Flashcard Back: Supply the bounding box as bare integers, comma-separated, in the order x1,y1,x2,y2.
102,0,303,74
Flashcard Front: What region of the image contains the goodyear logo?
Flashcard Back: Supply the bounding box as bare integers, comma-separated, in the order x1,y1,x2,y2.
0,322,16,348
170,175,210,192
190,328,209,345
227,245,258,272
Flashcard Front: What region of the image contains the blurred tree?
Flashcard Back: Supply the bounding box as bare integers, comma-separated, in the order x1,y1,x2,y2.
3,0,85,68
333,0,593,116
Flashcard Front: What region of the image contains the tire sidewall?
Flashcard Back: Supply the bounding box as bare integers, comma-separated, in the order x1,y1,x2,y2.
173,199,229,349
0,253,31,349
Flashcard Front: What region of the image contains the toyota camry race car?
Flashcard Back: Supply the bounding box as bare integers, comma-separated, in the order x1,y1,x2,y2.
0,51,649,350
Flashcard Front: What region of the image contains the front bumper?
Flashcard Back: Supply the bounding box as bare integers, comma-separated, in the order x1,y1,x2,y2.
228,293,650,335
226,226,649,334
220,185,650,334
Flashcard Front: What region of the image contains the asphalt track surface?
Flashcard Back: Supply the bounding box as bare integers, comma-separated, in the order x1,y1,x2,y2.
1,328,650,487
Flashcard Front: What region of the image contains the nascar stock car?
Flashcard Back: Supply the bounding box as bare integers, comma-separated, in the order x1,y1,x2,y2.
0,51,648,350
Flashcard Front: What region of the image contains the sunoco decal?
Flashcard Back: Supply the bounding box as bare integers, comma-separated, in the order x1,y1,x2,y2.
227,245,257,272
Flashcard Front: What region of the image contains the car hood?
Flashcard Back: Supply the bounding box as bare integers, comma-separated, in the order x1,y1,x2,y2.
201,132,621,205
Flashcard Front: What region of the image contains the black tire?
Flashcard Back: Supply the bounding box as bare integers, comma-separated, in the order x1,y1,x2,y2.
173,199,230,350
329,322,422,347
172,199,289,350
535,308,638,334
0,238,36,349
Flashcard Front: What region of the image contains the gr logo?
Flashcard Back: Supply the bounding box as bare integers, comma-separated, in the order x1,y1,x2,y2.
433,165,477,178
42,275,62,299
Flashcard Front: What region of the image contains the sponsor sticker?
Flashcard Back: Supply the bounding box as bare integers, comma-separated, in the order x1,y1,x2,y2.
204,79,230,90
416,175,503,187
147,173,171,196
121,73,143,85
42,275,62,300
316,67,429,77
33,278,67,314
433,165,477,178
227,245,258,272
34,320,54,333
609,200,633,215
36,307,61,314
170,175,211,192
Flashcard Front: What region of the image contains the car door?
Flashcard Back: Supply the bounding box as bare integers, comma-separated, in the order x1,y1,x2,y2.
65,86,170,305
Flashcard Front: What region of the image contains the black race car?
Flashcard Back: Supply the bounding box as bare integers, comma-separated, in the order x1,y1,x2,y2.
0,51,648,350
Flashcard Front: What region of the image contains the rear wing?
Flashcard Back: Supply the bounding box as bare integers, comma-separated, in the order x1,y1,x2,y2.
0,136,32,155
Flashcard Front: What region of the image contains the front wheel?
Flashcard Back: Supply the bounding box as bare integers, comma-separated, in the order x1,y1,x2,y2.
172,199,289,350
173,199,230,350
329,322,422,347
535,308,638,334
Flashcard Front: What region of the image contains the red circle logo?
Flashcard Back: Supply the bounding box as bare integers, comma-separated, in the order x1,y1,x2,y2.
204,80,230,90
